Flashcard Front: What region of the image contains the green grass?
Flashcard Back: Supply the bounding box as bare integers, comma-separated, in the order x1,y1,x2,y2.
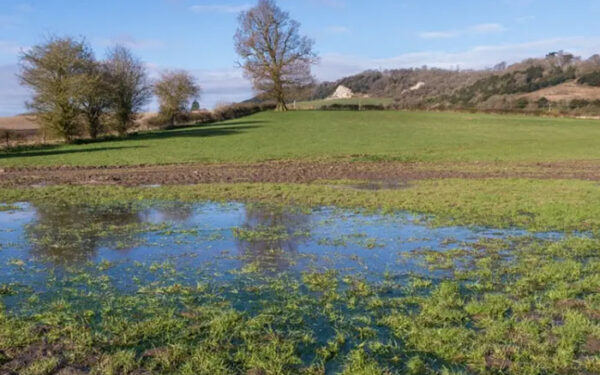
293,97,394,109
2,110,600,167
2,178,600,232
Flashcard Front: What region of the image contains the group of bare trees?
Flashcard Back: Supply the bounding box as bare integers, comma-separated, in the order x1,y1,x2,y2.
19,0,315,142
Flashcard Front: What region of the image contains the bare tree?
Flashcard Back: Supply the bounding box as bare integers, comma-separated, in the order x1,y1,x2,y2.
234,0,317,111
153,70,200,127
104,45,152,136
80,61,113,139
19,37,93,142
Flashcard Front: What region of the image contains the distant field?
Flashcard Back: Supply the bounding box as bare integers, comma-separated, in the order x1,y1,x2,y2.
293,97,394,109
1,110,600,167
0,115,39,137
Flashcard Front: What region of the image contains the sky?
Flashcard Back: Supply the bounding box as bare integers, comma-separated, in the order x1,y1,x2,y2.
1,0,599,115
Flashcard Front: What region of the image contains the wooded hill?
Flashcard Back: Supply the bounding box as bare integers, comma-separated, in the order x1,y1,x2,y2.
299,52,600,114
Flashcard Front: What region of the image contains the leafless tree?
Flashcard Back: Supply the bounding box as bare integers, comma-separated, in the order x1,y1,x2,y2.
234,0,317,111
104,45,152,136
154,70,200,127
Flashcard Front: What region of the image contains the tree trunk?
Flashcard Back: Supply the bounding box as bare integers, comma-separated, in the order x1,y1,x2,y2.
89,116,99,139
273,77,288,111
275,100,288,111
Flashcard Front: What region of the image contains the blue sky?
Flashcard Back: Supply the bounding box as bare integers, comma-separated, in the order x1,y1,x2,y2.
1,0,599,115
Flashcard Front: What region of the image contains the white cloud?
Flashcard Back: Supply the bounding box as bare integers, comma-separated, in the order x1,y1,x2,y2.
516,15,536,24
315,36,600,81
468,23,506,33
0,40,25,56
307,0,345,8
326,26,350,35
418,31,459,39
0,64,30,116
96,35,165,50
189,4,251,13
15,3,34,13
419,23,506,39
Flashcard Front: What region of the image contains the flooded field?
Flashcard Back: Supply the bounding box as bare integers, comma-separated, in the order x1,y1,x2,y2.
0,201,598,374
0,202,548,308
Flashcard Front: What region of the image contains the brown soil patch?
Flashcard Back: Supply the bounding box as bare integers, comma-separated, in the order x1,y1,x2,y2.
2,160,600,187
0,342,65,375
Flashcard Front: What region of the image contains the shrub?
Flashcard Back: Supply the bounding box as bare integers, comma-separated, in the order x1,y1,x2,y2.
569,99,590,109
213,102,276,121
515,98,529,109
319,103,385,111
145,102,276,129
537,97,550,109
578,71,600,87
0,129,13,149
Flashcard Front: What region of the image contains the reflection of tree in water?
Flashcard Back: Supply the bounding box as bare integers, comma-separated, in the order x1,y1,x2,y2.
26,204,143,265
235,204,311,273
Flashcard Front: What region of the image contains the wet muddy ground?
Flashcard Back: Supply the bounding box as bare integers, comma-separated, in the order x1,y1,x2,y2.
2,160,600,187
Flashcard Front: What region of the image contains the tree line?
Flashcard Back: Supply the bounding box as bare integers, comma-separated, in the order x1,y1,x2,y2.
19,37,202,142
16,0,318,144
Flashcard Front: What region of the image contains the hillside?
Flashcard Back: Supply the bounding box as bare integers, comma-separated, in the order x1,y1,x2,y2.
521,81,600,101
299,52,600,114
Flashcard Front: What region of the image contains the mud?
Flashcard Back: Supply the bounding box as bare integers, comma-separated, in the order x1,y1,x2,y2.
2,160,600,187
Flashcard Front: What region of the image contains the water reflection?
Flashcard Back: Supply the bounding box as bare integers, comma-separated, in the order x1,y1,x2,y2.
235,204,311,273
26,204,143,264
139,202,195,224
0,201,558,282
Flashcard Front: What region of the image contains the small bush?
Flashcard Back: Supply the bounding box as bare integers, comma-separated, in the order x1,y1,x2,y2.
537,97,551,109
213,102,276,121
0,129,14,149
578,71,600,87
145,102,276,129
569,99,591,109
515,98,529,109
319,103,385,111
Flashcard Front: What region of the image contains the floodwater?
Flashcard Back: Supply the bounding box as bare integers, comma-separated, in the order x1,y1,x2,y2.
0,201,559,311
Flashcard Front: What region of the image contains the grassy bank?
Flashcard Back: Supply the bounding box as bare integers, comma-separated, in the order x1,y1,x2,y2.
1,111,600,167
2,178,600,232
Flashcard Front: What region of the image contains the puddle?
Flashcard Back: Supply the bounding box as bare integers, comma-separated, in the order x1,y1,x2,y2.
0,201,561,306
0,200,590,373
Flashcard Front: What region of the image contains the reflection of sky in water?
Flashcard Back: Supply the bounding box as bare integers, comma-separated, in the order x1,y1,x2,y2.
0,201,567,306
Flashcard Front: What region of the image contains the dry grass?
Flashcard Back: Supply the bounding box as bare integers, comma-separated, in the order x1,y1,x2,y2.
522,81,600,101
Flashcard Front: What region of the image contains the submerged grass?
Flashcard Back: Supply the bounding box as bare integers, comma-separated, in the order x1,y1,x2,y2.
1,178,600,232
2,235,600,374
2,179,600,373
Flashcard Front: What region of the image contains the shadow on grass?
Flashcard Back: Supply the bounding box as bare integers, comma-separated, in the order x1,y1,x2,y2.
0,145,147,159
1,120,266,155
121,122,263,142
